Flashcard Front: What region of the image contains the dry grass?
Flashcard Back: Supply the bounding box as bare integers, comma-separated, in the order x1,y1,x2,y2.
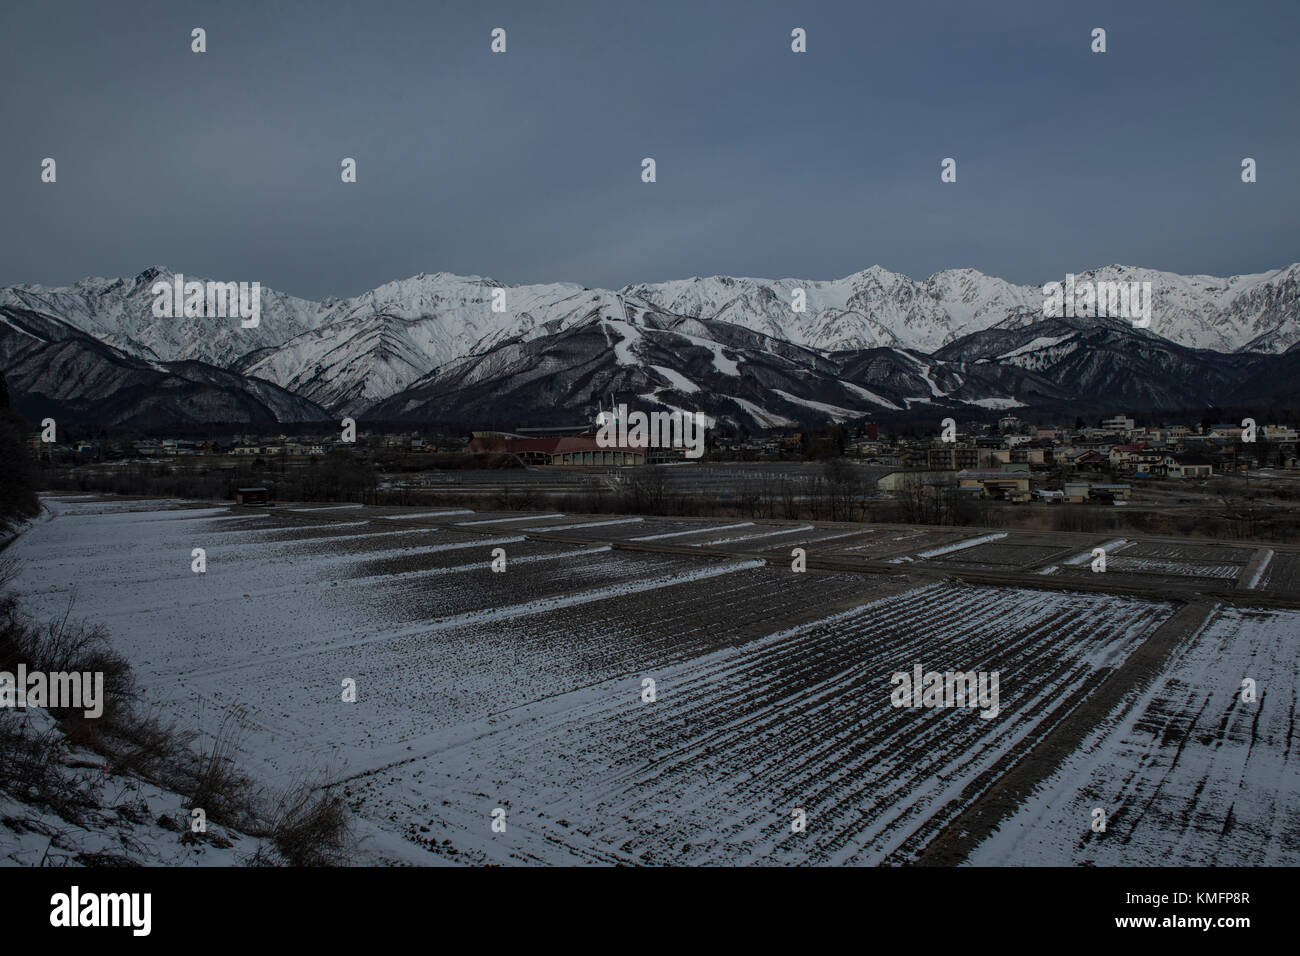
0,712,98,824
250,781,353,867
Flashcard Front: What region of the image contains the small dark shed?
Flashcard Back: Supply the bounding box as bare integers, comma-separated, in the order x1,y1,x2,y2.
234,487,270,506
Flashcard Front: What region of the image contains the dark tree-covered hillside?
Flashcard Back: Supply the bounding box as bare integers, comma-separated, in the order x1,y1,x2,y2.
0,371,40,531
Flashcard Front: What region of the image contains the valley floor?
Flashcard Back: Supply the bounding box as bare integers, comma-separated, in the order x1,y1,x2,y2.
3,494,1297,865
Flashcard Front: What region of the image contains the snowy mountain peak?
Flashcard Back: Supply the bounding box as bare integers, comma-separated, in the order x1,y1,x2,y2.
5,261,1300,417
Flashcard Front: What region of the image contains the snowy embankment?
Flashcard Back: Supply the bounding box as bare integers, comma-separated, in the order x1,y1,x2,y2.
1062,538,1128,565
915,532,1007,559
1245,549,1274,589
887,532,1008,563
0,709,246,867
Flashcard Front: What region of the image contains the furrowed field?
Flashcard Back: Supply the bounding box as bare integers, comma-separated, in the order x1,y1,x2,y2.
6,495,1298,865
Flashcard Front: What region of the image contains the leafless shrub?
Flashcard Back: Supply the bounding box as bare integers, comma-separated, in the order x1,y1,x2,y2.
0,596,135,743
100,706,196,781
0,555,18,592
249,780,353,867
184,704,259,831
0,712,98,824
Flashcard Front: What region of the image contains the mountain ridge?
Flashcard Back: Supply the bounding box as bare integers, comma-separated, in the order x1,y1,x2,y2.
4,262,1299,427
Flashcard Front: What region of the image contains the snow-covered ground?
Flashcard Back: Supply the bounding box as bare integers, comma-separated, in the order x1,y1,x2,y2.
340,581,1174,865
969,605,1300,866
7,497,1295,866
0,709,249,867
914,532,1007,560
2,499,880,863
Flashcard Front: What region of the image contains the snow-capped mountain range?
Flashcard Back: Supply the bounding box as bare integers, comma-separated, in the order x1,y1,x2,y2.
3,262,1299,426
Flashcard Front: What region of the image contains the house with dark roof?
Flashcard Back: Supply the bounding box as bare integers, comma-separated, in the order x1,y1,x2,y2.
234,487,270,505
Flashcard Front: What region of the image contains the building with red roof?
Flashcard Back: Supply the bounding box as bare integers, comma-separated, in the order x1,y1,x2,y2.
467,430,648,465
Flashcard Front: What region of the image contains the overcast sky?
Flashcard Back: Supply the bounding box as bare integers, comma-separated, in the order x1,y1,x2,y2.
2,0,1297,300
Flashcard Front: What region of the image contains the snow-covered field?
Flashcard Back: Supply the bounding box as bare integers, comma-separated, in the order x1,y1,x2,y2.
969,605,1300,865
350,581,1173,865
5,499,892,862
6,497,1297,866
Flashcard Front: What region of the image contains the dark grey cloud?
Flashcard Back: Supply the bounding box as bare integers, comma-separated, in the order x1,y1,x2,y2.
2,0,1297,299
